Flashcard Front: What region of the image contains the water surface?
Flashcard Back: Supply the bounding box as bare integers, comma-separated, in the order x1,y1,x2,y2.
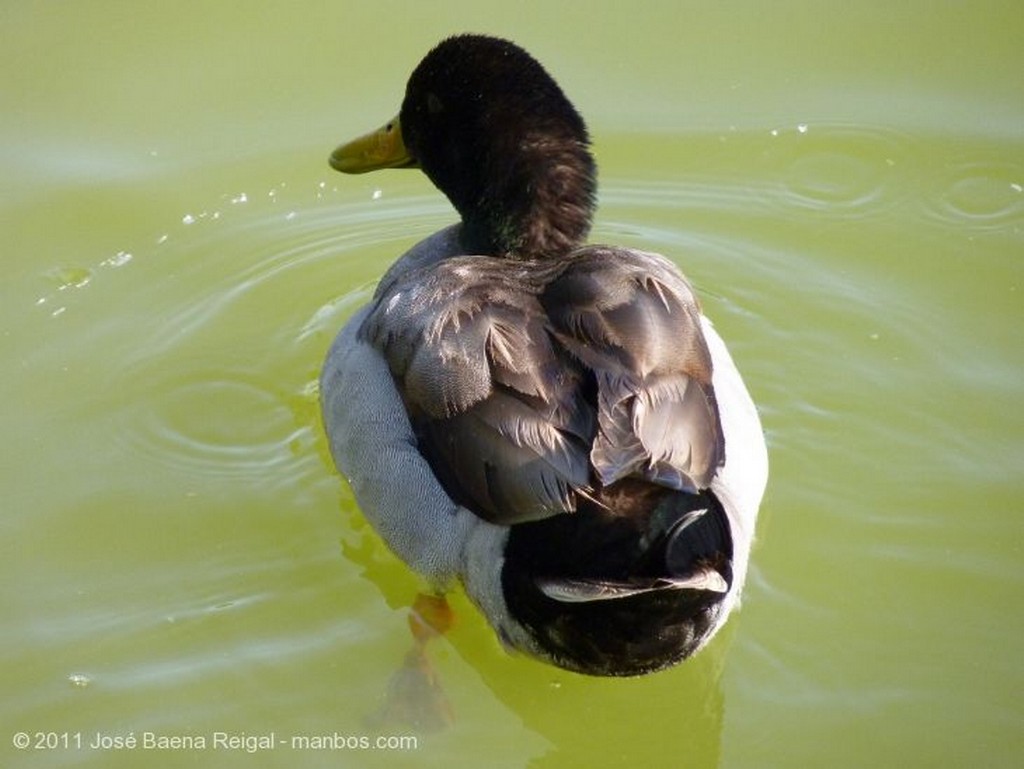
3,3,1022,768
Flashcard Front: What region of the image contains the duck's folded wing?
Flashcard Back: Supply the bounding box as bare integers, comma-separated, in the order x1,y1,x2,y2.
542,247,725,492
360,257,593,524
320,306,471,582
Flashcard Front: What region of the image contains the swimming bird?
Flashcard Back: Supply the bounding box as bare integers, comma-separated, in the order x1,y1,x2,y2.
320,34,768,676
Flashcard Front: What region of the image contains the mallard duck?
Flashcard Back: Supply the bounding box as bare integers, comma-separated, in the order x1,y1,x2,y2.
320,34,768,676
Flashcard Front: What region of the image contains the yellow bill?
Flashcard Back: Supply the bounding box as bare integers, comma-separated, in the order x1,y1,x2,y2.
329,114,417,174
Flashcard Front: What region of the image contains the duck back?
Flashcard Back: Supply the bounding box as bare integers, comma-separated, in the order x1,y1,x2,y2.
359,242,724,528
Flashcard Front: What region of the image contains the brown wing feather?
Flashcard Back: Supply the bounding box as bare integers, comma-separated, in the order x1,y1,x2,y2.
542,247,724,492
360,246,723,524
361,256,593,524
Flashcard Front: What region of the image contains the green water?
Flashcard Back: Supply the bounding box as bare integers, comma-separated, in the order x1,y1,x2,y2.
3,2,1022,768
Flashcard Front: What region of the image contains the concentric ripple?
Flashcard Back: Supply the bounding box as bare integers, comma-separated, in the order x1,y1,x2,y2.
922,158,1024,229
124,370,299,480
107,183,451,486
776,124,911,218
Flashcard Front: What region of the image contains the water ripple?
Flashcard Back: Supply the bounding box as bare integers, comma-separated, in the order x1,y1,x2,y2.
122,369,300,480
108,189,450,484
922,159,1024,229
775,124,910,218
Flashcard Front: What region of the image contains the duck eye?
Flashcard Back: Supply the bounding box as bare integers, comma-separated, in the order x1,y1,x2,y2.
426,92,444,115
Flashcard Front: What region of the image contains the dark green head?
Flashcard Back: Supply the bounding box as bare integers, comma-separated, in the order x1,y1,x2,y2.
332,34,597,259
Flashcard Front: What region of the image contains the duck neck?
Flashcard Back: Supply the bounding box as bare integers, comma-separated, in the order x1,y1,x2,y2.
459,136,597,260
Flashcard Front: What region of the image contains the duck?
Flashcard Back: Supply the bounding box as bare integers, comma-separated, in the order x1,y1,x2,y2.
320,34,768,677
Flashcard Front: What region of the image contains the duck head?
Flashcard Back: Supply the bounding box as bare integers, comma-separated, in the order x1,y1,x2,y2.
331,34,597,259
